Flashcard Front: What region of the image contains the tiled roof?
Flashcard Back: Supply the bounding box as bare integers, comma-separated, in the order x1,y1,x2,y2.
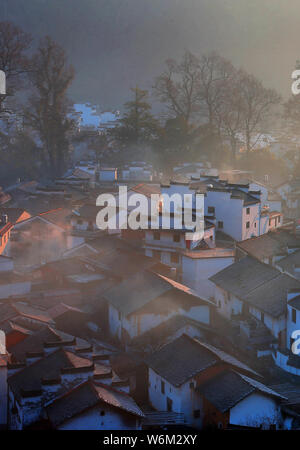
47,303,83,319
103,270,172,316
209,256,279,298
104,270,210,316
9,326,76,362
288,295,300,310
198,370,284,413
8,349,93,399
244,273,300,317
276,249,300,274
210,256,300,317
146,335,257,387
0,208,29,224
13,302,54,324
45,380,144,427
131,183,160,198
237,234,286,260
0,303,18,324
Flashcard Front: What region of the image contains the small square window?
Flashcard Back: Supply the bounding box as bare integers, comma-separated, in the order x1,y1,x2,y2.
208,206,215,214
246,221,250,229
292,308,297,324
153,232,160,240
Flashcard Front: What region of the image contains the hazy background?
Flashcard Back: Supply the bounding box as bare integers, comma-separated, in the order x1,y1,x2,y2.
2,0,299,108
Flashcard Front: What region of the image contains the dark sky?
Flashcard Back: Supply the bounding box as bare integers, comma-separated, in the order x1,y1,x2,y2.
3,0,300,109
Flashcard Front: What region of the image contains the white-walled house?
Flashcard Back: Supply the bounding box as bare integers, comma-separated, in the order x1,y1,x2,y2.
98,167,117,182
45,380,144,430
204,186,261,241
104,270,214,344
210,256,300,345
8,349,94,429
144,220,215,273
10,213,82,269
181,248,235,300
146,334,284,429
198,370,284,429
121,163,153,181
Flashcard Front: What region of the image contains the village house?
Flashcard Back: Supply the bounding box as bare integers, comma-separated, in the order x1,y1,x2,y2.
198,369,285,429
275,248,300,279
103,270,214,345
236,233,289,265
180,247,235,300
121,162,153,181
45,380,144,430
6,322,142,431
98,167,118,182
210,256,300,356
8,208,82,269
145,334,285,429
275,178,300,218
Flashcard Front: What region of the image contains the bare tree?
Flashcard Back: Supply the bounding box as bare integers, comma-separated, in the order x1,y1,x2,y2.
153,51,201,123
237,70,281,155
25,36,75,177
213,69,244,164
0,21,32,113
198,52,234,130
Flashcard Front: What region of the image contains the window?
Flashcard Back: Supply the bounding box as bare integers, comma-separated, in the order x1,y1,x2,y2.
100,411,105,416
173,233,180,243
218,221,223,229
167,397,173,412
254,222,257,228
193,410,200,418
171,253,179,264
210,235,213,241
153,232,160,240
208,206,215,214
246,221,250,229
292,308,297,324
77,219,83,225
161,380,165,394
246,207,250,214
